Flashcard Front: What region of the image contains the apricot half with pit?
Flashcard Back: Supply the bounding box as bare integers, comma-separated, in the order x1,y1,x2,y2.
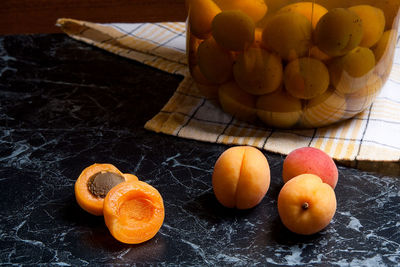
74,163,138,215
278,174,337,235
212,146,270,209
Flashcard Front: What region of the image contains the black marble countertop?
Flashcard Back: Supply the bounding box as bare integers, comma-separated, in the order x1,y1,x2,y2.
1,34,400,266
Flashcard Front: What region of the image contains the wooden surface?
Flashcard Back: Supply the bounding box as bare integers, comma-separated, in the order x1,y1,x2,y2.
1,0,187,34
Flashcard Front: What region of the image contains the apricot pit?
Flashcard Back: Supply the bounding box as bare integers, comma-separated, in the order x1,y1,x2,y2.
74,163,138,215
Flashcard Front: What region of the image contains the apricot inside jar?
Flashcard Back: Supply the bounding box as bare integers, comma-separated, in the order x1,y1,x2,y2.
186,0,400,128
74,163,138,215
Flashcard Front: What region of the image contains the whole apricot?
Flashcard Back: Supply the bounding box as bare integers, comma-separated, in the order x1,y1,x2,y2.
262,12,312,61
214,0,268,23
233,47,283,95
188,0,221,39
329,46,376,94
284,57,330,99
212,146,270,209
301,88,347,128
196,37,233,84
314,8,363,56
373,29,397,62
218,81,257,122
278,174,337,235
256,89,303,128
282,147,338,189
348,5,385,48
277,2,328,29
211,10,255,51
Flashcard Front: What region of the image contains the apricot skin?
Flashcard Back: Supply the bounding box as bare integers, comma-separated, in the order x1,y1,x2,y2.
211,10,255,51
188,0,221,39
212,146,270,209
314,8,363,57
282,147,338,189
348,5,385,48
278,174,337,235
262,12,312,61
218,81,257,122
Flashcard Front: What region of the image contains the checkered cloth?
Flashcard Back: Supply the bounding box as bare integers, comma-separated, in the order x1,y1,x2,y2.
57,19,400,169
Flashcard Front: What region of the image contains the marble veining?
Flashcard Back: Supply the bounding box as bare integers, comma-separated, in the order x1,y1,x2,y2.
1,34,400,266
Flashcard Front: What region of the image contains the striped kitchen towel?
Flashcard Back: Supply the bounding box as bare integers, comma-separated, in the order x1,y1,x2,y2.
57,19,400,172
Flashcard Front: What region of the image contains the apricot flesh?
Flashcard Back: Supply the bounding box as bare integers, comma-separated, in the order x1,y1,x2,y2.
278,174,337,235
212,146,270,209
282,147,338,189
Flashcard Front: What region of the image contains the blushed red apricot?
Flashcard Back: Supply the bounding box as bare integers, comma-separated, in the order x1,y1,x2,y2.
282,147,338,189
212,146,270,209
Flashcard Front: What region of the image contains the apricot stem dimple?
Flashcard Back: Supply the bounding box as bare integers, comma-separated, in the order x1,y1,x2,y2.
88,171,125,198
302,202,309,210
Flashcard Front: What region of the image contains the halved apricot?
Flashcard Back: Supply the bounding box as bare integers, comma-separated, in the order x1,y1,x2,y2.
103,181,165,244
74,163,138,216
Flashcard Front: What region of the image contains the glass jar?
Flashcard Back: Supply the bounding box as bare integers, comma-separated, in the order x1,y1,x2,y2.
186,0,400,128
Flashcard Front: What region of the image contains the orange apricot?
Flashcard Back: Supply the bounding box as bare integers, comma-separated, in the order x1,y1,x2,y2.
314,8,363,57
262,12,312,61
103,181,165,244
348,5,385,48
74,163,138,216
301,88,347,128
188,0,221,39
278,174,337,235
256,89,303,128
218,81,257,122
277,2,328,29
283,57,330,100
123,173,139,182
212,146,270,209
214,0,268,23
211,10,255,51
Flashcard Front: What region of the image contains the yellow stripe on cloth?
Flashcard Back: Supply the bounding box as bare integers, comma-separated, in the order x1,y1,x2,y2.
58,19,400,169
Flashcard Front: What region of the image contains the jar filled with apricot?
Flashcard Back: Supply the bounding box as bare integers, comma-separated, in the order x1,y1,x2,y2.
186,0,400,128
